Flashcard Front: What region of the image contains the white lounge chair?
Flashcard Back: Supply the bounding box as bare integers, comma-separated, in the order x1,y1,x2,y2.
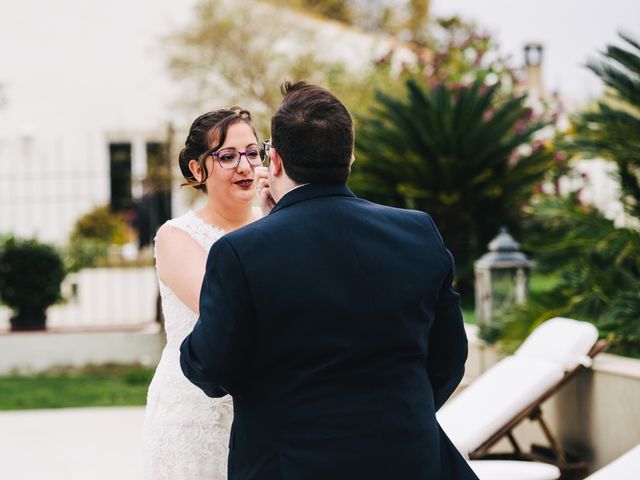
466,443,640,480
437,317,606,475
584,444,640,480
467,459,560,480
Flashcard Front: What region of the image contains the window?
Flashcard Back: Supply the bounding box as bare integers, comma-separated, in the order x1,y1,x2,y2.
109,143,133,212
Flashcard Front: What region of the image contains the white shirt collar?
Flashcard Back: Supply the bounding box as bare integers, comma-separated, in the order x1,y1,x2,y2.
280,183,309,201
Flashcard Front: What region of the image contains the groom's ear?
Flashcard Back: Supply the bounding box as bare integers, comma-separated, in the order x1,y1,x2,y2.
270,148,284,177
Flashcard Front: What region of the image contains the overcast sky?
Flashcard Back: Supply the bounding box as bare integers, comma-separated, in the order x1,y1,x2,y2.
431,0,640,104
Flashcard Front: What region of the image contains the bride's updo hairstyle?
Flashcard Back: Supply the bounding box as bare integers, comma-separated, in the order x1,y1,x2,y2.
179,107,256,192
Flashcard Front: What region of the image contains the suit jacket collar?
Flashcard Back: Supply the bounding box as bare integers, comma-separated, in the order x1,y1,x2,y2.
269,183,355,215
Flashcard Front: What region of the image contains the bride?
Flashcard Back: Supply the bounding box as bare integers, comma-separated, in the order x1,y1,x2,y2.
142,108,270,479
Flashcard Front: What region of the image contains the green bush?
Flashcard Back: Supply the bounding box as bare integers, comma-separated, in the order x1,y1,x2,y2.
66,206,129,271
499,196,640,357
0,236,66,330
70,206,128,244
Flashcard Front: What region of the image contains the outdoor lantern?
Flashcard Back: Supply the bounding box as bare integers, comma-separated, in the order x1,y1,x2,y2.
474,227,533,340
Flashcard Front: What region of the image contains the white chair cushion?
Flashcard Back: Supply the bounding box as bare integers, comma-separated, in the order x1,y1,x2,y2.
584,444,640,479
468,460,561,480
437,356,564,454
515,317,598,370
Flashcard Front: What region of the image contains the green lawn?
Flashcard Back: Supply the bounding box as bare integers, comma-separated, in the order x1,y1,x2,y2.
459,273,559,326
0,364,154,411
529,273,561,295
462,307,476,325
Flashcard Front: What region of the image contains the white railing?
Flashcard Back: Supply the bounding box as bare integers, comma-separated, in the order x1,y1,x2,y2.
0,267,159,332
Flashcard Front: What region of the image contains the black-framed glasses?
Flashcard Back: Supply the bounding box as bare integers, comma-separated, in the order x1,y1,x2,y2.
210,145,265,169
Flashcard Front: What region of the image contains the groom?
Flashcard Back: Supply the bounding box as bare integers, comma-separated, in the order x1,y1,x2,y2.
181,81,477,479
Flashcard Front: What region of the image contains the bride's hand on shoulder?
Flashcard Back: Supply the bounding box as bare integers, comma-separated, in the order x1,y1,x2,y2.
254,166,275,216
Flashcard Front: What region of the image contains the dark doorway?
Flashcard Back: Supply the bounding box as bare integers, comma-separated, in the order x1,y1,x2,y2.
109,143,133,212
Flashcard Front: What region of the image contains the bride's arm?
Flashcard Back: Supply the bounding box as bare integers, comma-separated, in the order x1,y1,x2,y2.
180,236,256,398
154,225,207,314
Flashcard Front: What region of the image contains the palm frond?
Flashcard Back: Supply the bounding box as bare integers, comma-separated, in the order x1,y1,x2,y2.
352,79,553,289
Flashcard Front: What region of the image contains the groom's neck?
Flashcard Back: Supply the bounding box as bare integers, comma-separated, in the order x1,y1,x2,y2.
272,176,302,203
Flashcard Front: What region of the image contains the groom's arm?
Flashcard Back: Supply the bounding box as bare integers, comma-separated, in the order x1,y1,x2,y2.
180,237,256,398
425,216,468,411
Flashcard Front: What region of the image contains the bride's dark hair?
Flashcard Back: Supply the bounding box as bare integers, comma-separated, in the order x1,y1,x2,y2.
179,107,256,192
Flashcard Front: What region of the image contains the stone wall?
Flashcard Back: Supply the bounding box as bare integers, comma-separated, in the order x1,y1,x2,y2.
0,327,164,374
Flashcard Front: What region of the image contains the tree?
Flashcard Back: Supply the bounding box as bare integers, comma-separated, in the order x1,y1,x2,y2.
266,0,353,23
504,196,640,356
422,17,518,91
406,0,431,44
351,79,554,290
330,16,522,130
164,0,340,134
165,1,517,136
501,33,640,357
266,0,431,43
571,32,640,219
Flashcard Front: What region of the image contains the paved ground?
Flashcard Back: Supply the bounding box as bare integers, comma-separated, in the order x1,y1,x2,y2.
0,407,145,480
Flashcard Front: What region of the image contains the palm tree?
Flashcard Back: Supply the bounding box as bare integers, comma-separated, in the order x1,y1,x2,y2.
572,32,640,218
503,33,640,356
350,79,554,289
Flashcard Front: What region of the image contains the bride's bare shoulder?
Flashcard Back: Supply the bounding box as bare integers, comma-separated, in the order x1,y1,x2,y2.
154,221,202,263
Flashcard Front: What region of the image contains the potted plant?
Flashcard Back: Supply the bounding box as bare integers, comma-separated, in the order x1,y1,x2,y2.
0,236,66,331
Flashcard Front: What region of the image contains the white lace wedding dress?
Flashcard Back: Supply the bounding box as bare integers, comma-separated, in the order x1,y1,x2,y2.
142,211,233,479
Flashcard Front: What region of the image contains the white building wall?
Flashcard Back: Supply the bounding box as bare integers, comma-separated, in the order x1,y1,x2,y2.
0,0,199,244
0,130,111,243
574,159,627,226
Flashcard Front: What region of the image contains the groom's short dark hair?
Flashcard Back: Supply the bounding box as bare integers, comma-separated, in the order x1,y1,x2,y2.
271,81,354,184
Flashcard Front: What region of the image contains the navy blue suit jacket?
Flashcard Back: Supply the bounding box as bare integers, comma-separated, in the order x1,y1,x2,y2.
181,183,477,479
